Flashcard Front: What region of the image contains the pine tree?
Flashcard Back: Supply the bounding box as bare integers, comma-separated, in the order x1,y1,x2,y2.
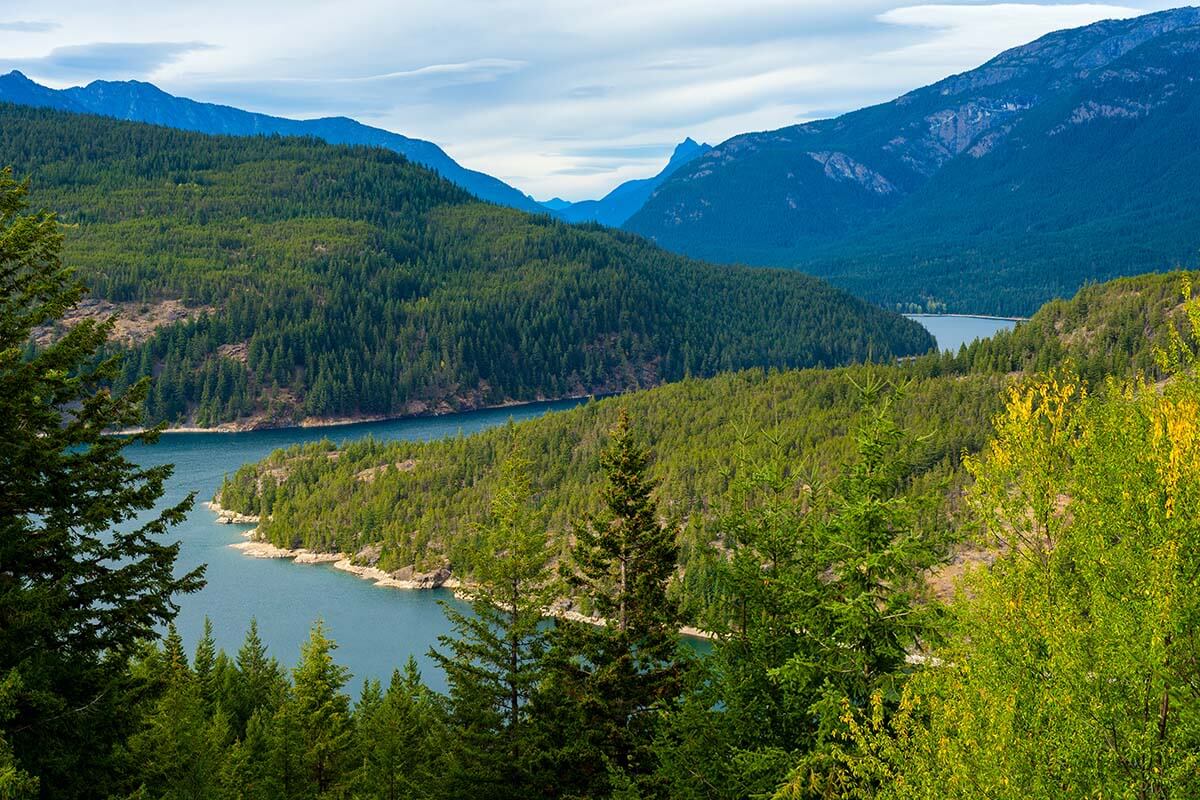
231,618,287,736
656,436,824,799
127,632,231,800
352,659,445,800
549,408,685,796
0,168,204,795
222,707,274,800
430,446,556,797
193,617,219,712
751,377,945,796
288,621,355,796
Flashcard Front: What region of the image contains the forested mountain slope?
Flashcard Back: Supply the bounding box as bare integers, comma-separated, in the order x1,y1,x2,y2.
0,70,546,213
218,270,1200,590
625,7,1200,315
2,103,932,428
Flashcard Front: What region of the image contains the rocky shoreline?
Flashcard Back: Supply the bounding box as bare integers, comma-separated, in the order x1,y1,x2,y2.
208,501,712,639
210,505,463,591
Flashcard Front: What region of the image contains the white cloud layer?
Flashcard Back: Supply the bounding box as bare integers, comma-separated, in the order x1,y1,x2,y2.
0,0,1176,199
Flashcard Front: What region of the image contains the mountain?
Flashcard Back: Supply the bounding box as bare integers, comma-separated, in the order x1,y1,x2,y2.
544,137,710,226
0,70,546,214
1,102,932,428
625,7,1200,316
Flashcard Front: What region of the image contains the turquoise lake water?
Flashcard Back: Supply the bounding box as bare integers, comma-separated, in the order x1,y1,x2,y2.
127,399,586,693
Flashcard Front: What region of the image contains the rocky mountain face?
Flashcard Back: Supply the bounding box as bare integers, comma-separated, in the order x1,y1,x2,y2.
548,137,711,226
0,71,546,214
624,7,1200,313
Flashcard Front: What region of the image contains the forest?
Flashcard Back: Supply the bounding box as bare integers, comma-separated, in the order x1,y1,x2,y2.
0,103,931,428
217,270,1198,591
4,136,1200,798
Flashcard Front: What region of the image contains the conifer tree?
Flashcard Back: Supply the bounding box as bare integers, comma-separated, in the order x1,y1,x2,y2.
549,409,685,796
127,630,231,800
353,659,445,800
288,621,355,796
193,617,219,712
431,446,556,797
0,168,203,795
231,618,287,736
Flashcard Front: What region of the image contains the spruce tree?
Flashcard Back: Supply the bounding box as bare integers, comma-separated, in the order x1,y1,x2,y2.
352,659,445,800
0,168,204,795
287,621,354,796
126,635,231,800
549,408,684,796
231,618,287,736
193,617,219,712
430,446,556,797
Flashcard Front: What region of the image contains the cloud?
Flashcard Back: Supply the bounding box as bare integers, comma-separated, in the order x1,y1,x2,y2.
0,21,60,32
876,3,1142,63
567,84,609,99
4,41,215,80
7,0,1175,198
309,58,527,87
558,143,678,158
640,57,710,72
553,165,618,175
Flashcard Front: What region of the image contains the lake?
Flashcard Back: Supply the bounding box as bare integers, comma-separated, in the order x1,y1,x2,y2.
128,399,587,693
130,316,1013,692
906,314,1020,353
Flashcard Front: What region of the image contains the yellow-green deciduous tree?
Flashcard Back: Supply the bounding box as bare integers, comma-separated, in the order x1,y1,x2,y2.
841,364,1200,799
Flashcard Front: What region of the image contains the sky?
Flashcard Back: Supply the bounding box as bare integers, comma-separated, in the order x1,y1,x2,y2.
0,0,1180,201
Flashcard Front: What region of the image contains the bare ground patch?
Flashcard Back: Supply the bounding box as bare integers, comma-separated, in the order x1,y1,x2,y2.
34,298,211,347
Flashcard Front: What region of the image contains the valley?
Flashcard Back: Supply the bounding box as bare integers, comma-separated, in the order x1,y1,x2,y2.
132,312,1011,691
0,104,931,431
5,6,1200,798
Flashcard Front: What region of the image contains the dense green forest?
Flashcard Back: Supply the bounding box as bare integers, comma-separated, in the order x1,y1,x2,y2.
5,161,1199,799
0,103,931,428
218,270,1198,589
219,366,1000,581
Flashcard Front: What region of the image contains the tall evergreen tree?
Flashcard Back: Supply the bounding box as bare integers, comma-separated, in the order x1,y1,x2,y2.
352,659,446,800
126,634,231,800
193,617,220,712
430,446,556,797
287,621,355,797
0,168,203,795
656,438,824,799
230,618,287,736
549,409,685,796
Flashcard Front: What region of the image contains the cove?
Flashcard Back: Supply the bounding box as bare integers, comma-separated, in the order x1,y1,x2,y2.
127,399,586,693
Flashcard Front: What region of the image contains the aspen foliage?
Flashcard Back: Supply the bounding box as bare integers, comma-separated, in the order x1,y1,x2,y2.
836,287,1200,798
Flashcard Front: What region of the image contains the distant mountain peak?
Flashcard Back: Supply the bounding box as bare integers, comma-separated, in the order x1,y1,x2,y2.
624,7,1200,314
541,137,713,226
665,137,709,171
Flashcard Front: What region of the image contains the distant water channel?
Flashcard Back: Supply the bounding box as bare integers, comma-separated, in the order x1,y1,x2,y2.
906,313,1020,353
127,399,586,693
